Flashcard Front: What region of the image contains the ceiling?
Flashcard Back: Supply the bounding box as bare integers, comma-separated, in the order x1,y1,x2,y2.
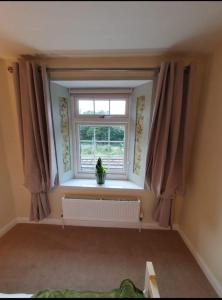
53,80,150,89
1,1,222,58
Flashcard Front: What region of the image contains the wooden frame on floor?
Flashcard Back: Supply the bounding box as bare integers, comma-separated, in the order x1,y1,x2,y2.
144,262,160,298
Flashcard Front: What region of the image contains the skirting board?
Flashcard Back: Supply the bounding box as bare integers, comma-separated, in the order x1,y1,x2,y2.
176,226,222,298
0,219,17,239
16,217,171,230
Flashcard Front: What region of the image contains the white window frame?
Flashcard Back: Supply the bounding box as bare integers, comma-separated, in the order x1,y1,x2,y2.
73,94,129,118
71,93,131,180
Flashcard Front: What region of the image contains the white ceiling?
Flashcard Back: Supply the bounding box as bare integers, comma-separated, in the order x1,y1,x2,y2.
53,80,150,89
1,1,222,58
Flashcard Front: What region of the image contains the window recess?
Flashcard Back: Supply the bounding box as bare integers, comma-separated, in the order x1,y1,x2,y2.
50,82,154,188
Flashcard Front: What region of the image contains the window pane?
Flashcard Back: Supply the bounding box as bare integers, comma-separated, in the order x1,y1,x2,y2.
95,126,108,141
80,141,94,171
79,126,94,171
95,100,109,115
78,100,94,115
110,100,126,115
96,142,109,157
109,142,125,171
95,141,124,171
110,142,124,155
80,141,94,155
79,125,125,173
110,126,124,141
79,125,94,140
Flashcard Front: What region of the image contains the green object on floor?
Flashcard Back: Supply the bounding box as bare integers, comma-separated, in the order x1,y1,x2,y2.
32,279,145,298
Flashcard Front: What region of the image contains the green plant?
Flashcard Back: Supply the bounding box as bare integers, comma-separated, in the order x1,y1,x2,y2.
95,158,106,184
96,158,106,174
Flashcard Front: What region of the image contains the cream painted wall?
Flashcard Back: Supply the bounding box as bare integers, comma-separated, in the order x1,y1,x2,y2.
179,46,222,293
1,49,221,293
0,57,157,225
0,126,15,228
0,54,205,227
0,60,16,229
0,60,30,220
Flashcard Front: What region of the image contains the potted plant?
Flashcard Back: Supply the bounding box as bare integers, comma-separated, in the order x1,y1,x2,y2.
95,158,106,184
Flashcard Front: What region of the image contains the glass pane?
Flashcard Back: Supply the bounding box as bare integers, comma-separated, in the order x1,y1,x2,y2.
110,100,126,115
109,142,124,171
95,142,109,157
78,100,94,115
110,126,124,141
79,124,125,173
95,100,109,115
110,142,124,155
79,125,94,141
94,142,108,170
80,141,94,155
95,141,124,171
80,141,94,171
95,126,108,141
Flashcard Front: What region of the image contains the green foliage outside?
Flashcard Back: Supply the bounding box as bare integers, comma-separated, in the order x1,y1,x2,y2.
80,126,124,141
81,142,124,156
80,126,124,157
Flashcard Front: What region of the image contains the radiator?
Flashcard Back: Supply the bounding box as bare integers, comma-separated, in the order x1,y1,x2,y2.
61,197,142,229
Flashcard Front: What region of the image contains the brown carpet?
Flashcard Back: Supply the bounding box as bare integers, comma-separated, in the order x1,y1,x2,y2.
0,224,217,298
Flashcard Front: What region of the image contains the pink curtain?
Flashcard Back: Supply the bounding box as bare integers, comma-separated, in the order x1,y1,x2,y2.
13,61,58,221
146,62,195,227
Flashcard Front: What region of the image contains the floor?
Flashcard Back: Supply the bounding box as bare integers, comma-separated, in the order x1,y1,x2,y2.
0,224,217,298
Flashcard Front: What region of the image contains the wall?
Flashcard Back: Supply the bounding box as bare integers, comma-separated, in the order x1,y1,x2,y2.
0,60,30,221
178,46,222,296
48,81,156,221
47,80,156,224
0,126,15,230
0,60,16,230
0,54,205,228
1,50,221,292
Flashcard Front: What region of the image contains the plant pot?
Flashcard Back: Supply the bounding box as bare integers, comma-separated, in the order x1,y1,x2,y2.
95,172,106,184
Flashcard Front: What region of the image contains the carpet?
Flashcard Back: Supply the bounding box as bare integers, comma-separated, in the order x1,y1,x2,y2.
0,224,217,298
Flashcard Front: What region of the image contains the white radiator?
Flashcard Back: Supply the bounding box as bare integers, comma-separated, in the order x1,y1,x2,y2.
62,197,142,229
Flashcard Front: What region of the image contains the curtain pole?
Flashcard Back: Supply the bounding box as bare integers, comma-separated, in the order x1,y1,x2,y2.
8,66,160,73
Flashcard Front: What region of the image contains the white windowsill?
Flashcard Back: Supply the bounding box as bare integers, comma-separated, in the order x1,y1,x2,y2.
60,179,143,190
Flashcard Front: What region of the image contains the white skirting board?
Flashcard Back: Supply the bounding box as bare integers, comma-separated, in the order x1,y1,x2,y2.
0,218,221,297
0,219,17,239
176,226,222,298
16,217,168,230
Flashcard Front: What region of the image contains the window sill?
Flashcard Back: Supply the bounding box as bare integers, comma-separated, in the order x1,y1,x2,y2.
60,179,143,191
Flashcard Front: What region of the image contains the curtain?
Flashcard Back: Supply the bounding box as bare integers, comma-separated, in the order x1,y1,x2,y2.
13,61,58,221
145,62,195,227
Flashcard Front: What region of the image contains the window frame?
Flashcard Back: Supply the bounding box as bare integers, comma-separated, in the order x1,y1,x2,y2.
74,94,129,119
71,93,131,179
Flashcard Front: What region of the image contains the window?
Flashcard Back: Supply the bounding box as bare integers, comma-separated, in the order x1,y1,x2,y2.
79,125,125,173
50,80,153,187
72,94,129,178
77,98,127,116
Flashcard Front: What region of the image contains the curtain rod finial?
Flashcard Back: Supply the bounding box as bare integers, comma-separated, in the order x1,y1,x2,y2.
8,66,14,73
